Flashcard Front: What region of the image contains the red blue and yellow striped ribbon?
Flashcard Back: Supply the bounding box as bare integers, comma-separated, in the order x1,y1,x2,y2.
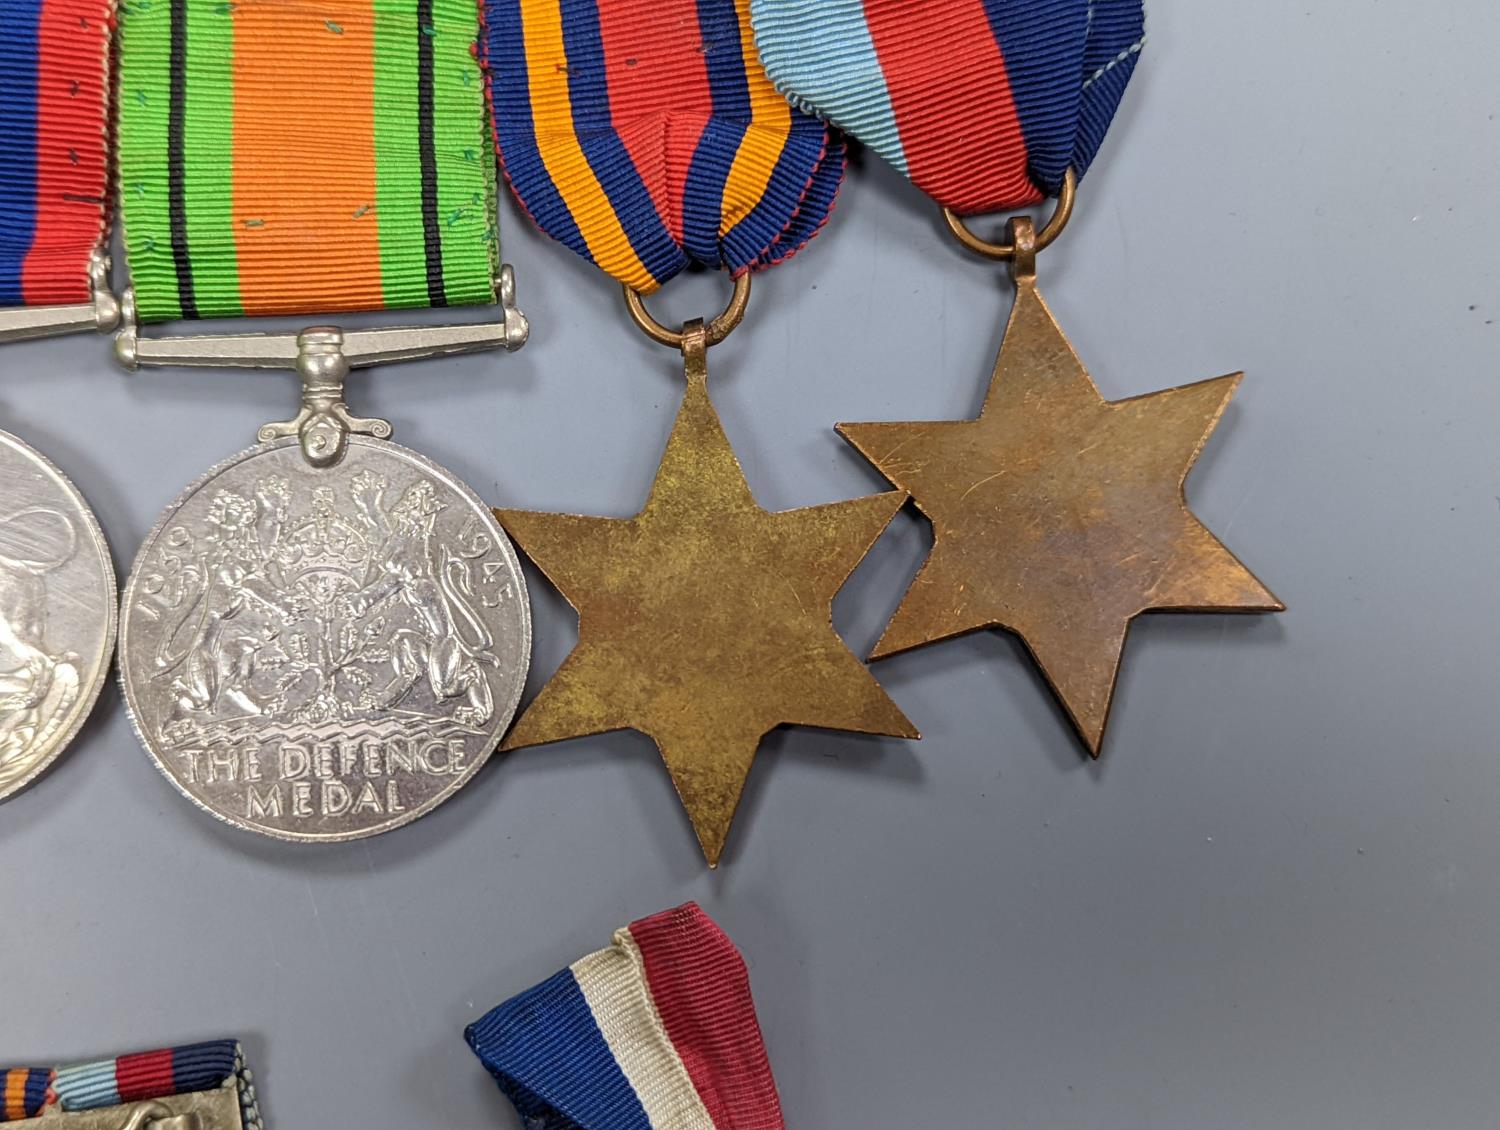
748,0,1146,214
1,1040,252,1124
484,0,845,293
0,0,112,307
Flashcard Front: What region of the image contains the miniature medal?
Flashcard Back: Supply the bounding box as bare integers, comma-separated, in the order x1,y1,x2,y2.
483,0,914,865
754,0,1283,754
2,1039,262,1130
0,0,120,801
113,0,531,842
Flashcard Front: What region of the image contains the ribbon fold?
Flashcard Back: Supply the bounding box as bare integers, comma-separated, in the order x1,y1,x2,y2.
467,903,785,1130
483,0,845,293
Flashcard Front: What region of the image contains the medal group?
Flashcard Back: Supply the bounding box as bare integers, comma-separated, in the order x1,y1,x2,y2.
0,0,1281,1126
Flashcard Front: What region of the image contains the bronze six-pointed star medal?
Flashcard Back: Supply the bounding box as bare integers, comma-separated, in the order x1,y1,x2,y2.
839,219,1283,756
496,323,918,866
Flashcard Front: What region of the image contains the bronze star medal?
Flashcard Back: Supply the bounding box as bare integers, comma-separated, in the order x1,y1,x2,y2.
839,217,1283,755
496,317,917,866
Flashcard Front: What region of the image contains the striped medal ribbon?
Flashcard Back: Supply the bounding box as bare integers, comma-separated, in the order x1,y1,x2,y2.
483,0,845,293
116,0,500,321
466,904,785,1130
0,0,113,315
749,0,1146,213
2,1039,261,1128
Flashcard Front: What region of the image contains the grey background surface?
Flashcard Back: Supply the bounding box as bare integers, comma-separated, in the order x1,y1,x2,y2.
3,2,1499,1127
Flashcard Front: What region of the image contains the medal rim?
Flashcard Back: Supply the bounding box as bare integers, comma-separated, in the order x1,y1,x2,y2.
0,428,118,803
118,434,532,843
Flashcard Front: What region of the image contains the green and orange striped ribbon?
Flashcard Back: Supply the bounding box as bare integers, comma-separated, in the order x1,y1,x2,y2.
117,0,498,322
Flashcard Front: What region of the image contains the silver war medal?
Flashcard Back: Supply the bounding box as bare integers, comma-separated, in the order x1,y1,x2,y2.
0,432,117,801
118,298,531,842
0,252,122,801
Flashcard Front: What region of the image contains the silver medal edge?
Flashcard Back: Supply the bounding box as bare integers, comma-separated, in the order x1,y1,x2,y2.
0,429,119,803
118,434,532,844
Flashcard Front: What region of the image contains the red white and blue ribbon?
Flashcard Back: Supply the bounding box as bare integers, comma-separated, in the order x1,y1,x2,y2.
748,0,1145,213
482,0,845,293
2,1040,258,1125
0,0,112,307
466,903,784,1130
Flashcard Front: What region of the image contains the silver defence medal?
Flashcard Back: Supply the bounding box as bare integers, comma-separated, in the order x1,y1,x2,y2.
117,302,532,842
0,431,117,801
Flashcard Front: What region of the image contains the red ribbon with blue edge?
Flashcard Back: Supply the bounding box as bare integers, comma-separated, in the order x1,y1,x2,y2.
0,0,112,308
748,0,1146,214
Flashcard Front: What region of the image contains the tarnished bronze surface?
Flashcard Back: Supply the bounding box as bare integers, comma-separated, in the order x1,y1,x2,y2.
839,218,1283,756
497,321,917,866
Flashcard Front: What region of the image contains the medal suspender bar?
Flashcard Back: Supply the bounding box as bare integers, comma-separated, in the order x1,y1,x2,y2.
0,0,119,343
0,1040,262,1130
